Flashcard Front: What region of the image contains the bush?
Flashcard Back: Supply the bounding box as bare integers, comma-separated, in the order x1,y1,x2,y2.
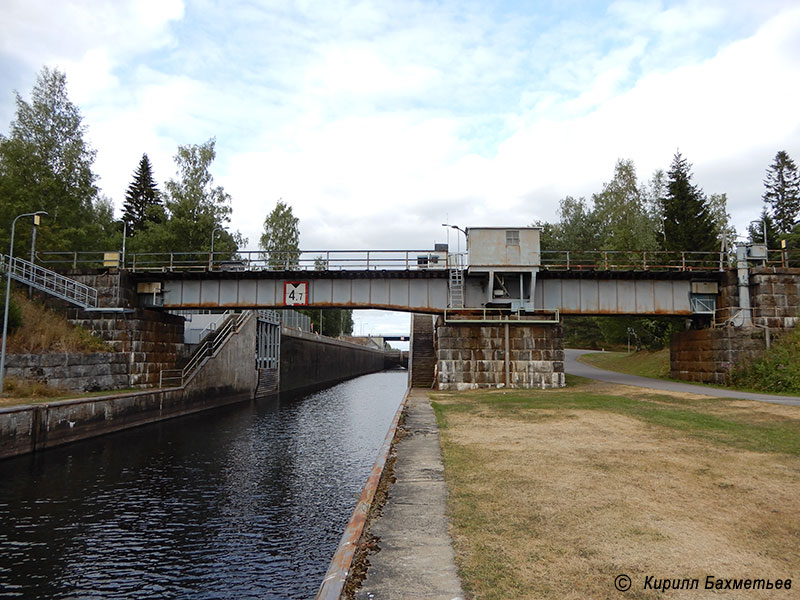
0,286,23,335
730,328,800,393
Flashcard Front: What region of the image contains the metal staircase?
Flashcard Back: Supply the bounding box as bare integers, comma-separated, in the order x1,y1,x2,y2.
448,268,464,309
160,311,250,388
0,254,98,309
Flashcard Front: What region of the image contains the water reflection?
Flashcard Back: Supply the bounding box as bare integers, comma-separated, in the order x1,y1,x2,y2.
0,371,407,599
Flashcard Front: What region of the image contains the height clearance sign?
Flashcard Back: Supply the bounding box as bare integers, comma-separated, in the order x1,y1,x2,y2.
284,281,309,306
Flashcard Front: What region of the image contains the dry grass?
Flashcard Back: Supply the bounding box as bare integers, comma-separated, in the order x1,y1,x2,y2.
0,380,138,407
432,381,800,599
0,377,66,405
4,291,108,354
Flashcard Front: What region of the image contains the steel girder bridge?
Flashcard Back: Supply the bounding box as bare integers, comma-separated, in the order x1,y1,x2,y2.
49,245,733,320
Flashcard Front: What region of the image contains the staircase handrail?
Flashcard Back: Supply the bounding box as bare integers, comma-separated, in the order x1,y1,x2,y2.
160,311,250,388
0,254,98,308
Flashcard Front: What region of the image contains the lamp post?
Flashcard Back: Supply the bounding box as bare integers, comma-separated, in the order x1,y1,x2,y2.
120,220,127,268
1,210,47,395
209,226,220,270
28,213,41,296
442,223,467,264
749,219,767,244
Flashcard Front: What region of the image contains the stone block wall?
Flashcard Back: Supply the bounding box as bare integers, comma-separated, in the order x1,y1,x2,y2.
670,327,767,385
4,352,129,392
68,309,185,387
436,322,565,390
750,267,800,328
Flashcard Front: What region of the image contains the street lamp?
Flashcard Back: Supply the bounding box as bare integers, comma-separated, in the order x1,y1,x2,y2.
209,226,221,270
119,220,127,268
749,220,767,244
442,223,467,259
1,210,47,395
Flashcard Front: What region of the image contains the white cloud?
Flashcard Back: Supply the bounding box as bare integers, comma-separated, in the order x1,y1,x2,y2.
2,0,800,258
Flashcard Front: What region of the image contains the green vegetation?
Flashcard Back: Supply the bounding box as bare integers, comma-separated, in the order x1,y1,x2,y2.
4,291,108,354
260,199,300,269
731,328,800,394
122,153,162,237
582,342,800,397
0,382,138,407
433,382,800,599
126,138,244,256
0,288,22,334
0,67,116,253
579,348,670,379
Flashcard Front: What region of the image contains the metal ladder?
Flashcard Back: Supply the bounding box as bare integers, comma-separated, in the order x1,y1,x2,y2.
0,254,98,309
448,268,464,309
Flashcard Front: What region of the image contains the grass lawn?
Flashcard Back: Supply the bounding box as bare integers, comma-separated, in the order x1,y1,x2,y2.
579,349,800,398
432,379,800,599
579,348,670,378
0,387,140,408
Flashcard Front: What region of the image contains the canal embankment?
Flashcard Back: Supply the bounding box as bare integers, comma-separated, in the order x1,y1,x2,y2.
0,314,389,460
0,371,408,599
320,388,464,600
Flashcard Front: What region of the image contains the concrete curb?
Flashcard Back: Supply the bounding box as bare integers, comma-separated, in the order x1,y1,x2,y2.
315,388,410,600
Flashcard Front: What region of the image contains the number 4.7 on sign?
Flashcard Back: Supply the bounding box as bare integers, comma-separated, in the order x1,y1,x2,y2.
284,281,309,306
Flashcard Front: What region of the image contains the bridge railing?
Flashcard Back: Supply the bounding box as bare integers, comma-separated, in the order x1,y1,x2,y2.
127,250,465,272
539,250,731,271
31,248,797,273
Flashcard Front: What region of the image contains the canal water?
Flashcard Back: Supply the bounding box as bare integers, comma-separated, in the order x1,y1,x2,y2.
0,371,407,600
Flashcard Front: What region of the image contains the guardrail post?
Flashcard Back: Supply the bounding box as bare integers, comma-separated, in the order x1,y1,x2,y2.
72,252,77,270
169,253,174,271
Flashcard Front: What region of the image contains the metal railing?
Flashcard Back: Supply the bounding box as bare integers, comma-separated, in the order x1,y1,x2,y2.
539,250,731,271
0,254,98,308
280,309,312,332
32,247,797,274
159,311,250,388
126,250,463,272
444,307,560,324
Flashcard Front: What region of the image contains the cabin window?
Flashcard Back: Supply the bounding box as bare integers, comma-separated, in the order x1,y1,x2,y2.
506,230,520,246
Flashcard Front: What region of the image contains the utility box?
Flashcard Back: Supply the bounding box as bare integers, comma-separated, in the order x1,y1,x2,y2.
103,252,120,268
746,243,768,260
466,227,540,273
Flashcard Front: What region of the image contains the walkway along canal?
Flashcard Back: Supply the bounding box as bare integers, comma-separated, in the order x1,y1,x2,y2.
0,371,407,599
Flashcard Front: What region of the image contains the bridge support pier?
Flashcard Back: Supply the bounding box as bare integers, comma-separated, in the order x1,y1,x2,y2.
435,320,565,390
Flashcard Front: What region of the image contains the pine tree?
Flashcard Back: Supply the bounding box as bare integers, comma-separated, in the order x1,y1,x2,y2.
662,151,717,253
122,153,161,236
747,207,780,249
763,150,800,235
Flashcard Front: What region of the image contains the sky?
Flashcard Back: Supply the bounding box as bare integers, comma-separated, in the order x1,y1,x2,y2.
2,0,800,336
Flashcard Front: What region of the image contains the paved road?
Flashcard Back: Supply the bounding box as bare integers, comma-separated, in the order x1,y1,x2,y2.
565,349,800,407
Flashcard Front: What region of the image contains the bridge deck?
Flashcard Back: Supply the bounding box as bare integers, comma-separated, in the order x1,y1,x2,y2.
132,268,723,316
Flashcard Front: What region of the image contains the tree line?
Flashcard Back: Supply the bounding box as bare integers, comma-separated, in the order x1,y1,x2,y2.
536,150,799,348
1,67,353,336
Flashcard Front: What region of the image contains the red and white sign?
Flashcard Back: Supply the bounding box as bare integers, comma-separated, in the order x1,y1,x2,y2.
284,281,309,306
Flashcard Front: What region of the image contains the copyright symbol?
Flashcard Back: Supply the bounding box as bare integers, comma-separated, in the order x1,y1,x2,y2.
614,574,631,592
